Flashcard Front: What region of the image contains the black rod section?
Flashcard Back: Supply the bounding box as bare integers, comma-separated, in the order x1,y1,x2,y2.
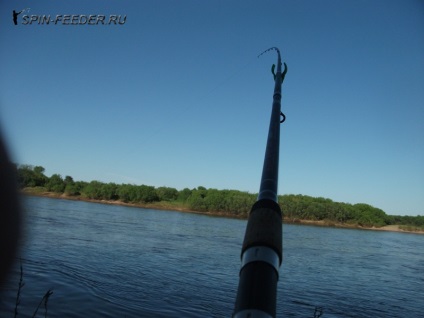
258,48,283,203
233,47,287,318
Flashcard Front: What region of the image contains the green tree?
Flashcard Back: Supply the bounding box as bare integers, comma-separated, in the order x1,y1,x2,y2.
156,186,178,201
81,181,103,200
224,190,255,216
64,175,74,185
117,184,138,202
65,183,79,196
100,183,119,200
352,203,387,227
64,175,78,195
16,165,34,187
17,165,48,188
203,188,225,211
187,188,208,211
138,185,159,203
46,174,65,193
177,188,192,202
33,166,45,175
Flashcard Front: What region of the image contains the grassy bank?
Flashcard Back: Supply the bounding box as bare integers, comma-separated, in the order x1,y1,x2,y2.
17,165,424,231
21,188,424,234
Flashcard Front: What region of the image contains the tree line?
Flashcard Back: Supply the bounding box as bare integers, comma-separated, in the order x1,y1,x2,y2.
15,165,423,228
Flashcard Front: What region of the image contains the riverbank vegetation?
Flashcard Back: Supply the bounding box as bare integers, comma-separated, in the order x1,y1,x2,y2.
16,165,424,231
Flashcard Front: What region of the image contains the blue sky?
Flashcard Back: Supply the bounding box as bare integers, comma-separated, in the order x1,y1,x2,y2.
0,1,423,216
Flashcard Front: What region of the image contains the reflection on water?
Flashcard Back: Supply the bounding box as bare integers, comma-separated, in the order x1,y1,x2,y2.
0,196,423,317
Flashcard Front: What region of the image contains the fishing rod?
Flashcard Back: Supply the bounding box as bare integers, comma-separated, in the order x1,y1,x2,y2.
233,47,287,318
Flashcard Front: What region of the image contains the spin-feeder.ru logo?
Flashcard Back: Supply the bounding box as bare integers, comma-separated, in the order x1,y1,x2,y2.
13,8,126,26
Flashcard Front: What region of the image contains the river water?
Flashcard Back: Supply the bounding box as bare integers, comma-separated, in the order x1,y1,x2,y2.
0,196,423,317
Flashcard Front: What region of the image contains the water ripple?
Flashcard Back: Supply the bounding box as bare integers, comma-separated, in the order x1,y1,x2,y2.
1,196,423,317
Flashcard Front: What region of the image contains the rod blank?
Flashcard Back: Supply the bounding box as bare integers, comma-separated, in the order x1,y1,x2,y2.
233,47,286,318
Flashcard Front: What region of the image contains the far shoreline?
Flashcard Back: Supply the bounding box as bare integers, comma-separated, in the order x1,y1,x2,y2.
21,191,424,235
